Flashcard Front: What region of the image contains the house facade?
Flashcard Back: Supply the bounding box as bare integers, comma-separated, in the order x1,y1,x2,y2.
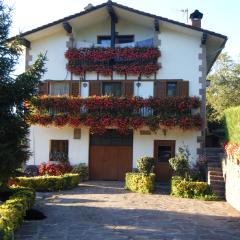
22,1,227,181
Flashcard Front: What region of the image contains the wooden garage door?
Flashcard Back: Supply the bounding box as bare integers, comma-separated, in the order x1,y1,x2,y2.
89,130,133,180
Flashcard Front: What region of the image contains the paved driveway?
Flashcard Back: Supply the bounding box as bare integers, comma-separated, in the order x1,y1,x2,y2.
15,181,240,240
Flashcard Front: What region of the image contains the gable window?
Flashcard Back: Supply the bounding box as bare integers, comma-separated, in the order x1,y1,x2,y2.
97,35,134,46
167,82,177,97
50,140,68,162
49,82,69,96
102,82,122,97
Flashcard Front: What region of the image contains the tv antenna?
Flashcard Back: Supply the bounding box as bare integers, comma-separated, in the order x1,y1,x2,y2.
174,8,189,23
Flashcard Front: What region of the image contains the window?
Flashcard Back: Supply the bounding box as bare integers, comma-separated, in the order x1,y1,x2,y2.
102,82,122,97
167,82,177,97
50,140,68,162
49,82,69,96
97,35,134,46
157,145,172,162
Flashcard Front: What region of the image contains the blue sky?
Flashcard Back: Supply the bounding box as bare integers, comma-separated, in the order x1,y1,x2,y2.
5,0,240,72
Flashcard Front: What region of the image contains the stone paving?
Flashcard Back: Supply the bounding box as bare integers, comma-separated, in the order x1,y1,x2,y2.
15,181,240,240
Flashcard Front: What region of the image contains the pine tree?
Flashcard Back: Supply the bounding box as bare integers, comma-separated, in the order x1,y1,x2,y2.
0,0,46,191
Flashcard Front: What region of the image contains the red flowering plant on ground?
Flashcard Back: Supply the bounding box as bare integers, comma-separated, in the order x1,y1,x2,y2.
38,162,72,176
27,96,202,135
64,47,161,76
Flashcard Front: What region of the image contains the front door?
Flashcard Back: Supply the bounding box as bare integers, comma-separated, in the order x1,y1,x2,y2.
154,140,175,182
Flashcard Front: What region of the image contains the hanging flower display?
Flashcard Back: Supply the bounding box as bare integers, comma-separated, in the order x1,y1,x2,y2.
64,47,161,76
27,96,202,135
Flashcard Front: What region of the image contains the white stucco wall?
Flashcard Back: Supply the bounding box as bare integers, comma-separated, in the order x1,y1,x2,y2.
157,27,202,97
29,126,89,166
222,158,240,211
29,31,69,80
133,128,200,168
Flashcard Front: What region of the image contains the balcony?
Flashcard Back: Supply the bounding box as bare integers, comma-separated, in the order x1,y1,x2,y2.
65,39,161,77
28,96,202,135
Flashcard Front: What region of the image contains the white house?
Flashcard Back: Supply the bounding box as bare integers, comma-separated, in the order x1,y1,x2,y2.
21,1,227,181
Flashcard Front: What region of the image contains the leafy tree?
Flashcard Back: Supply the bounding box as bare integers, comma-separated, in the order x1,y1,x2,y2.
0,0,46,191
207,52,240,122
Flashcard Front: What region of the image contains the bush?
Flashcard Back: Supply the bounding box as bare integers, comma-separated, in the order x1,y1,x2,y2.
125,173,155,194
169,145,191,178
224,106,240,145
24,165,39,177
0,187,35,240
16,174,79,192
71,163,88,181
137,156,155,175
38,162,72,176
171,176,217,200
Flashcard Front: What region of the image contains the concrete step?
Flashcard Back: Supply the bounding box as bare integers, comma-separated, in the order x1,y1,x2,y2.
208,162,222,168
205,148,224,154
209,175,224,181
209,180,225,187
209,171,224,177
208,166,223,172
211,184,225,191
212,189,225,199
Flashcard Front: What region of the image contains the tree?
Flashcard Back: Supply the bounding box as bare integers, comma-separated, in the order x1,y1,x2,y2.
0,0,46,191
207,53,240,122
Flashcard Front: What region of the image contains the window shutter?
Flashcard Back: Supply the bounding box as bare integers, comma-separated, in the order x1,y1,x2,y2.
154,80,166,97
179,81,189,97
39,81,49,95
71,81,80,97
89,81,101,96
123,81,134,97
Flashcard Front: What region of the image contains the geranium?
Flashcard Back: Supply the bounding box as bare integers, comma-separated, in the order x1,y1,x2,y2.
27,96,202,135
65,47,161,76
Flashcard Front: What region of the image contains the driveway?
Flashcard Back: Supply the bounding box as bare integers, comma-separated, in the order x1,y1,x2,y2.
15,181,240,240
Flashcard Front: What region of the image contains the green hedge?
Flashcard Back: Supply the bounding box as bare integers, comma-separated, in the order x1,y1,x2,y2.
225,106,240,144
16,173,79,192
0,188,35,240
125,173,155,194
171,176,217,200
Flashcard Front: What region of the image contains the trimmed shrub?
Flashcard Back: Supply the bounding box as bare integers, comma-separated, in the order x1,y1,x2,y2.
16,174,79,192
171,176,217,200
224,106,240,145
38,162,72,176
125,173,155,194
0,187,35,240
71,163,89,181
169,145,191,178
137,156,155,175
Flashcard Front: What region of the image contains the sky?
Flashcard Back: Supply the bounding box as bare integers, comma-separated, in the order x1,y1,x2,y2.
4,0,240,73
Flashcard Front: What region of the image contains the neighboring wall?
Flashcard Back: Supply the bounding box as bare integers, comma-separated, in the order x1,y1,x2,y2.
222,158,240,211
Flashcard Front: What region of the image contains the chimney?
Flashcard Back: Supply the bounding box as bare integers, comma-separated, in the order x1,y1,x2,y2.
190,10,203,28
84,3,94,11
